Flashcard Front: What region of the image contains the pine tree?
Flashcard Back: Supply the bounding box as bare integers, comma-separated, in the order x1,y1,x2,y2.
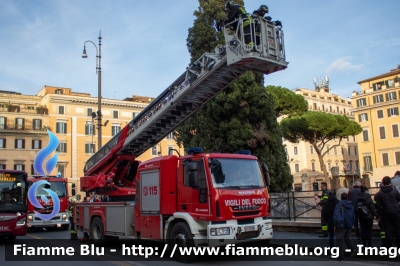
175,0,292,192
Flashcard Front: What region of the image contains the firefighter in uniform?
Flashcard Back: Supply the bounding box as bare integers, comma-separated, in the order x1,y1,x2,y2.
69,200,78,240
318,182,330,237
224,0,254,45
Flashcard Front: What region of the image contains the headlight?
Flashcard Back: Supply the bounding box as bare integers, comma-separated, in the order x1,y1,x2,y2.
28,215,33,221
16,219,26,226
62,214,67,220
210,227,230,236
264,223,272,230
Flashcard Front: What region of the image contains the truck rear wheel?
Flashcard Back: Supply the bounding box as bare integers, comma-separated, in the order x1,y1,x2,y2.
61,224,69,230
90,217,104,244
170,222,197,262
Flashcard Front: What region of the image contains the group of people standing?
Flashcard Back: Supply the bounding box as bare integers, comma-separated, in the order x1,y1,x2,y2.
318,175,400,260
223,1,282,46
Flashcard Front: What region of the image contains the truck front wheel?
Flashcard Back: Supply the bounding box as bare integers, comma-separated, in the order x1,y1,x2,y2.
90,217,104,244
170,222,197,262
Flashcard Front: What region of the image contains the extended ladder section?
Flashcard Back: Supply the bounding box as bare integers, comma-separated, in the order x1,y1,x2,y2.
84,17,288,176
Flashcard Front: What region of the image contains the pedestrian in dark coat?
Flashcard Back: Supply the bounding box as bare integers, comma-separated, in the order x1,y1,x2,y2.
357,186,379,247
348,181,362,238
374,176,400,248
322,191,339,248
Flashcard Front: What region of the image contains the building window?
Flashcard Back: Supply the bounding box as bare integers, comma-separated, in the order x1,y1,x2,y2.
0,117,6,129
395,152,400,165
113,111,119,119
379,126,386,140
393,124,399,138
353,135,356,142
337,106,340,113
382,153,389,166
373,94,384,104
386,92,397,101
0,164,6,170
388,107,399,117
311,163,315,171
58,106,65,114
15,139,25,149
326,145,330,154
313,103,317,110
30,165,37,175
111,125,121,136
166,132,174,140
330,106,332,112
55,89,63,94
322,105,325,111
294,147,298,155
56,121,67,133
15,118,24,129
295,164,299,172
32,140,42,149
133,112,139,119
334,147,337,155
87,108,93,117
354,147,358,155
357,98,367,107
0,139,5,148
58,165,65,177
328,163,331,170
85,123,95,135
377,110,384,119
348,147,351,155
358,113,368,122
14,164,25,171
57,142,67,153
363,156,373,171
152,146,158,156
85,143,95,154
168,146,174,155
33,119,42,130
363,129,369,142
343,108,346,115
341,147,345,155
355,161,360,170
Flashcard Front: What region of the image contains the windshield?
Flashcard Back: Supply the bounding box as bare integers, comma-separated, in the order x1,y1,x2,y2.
0,172,27,213
208,158,265,188
33,181,66,197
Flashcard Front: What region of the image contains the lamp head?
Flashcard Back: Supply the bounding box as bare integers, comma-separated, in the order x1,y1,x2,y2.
82,46,88,58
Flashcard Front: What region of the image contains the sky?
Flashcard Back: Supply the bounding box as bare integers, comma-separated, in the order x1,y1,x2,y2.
0,0,399,101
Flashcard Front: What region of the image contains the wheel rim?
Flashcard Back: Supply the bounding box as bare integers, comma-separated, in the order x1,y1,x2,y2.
173,232,187,247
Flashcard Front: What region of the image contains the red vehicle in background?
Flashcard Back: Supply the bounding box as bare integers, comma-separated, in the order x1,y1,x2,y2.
27,176,70,230
0,170,28,240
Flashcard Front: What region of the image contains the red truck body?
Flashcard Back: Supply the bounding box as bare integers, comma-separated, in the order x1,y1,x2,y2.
0,170,28,240
27,176,70,230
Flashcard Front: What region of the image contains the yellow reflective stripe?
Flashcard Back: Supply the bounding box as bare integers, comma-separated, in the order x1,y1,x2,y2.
322,226,328,230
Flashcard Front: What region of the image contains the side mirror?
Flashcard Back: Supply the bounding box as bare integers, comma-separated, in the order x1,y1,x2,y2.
188,172,199,188
262,163,270,186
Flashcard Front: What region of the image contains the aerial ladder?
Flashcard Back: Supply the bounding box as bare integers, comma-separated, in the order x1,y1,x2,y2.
80,16,289,198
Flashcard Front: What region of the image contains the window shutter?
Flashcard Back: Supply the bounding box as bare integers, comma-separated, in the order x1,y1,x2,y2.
395,152,400,165
39,140,42,149
385,80,389,87
393,125,399,138
22,164,25,171
373,83,377,91
358,114,361,122
65,123,67,133
14,139,17,148
14,164,17,170
382,153,389,166
32,140,34,149
22,118,25,129
22,139,25,148
3,139,6,148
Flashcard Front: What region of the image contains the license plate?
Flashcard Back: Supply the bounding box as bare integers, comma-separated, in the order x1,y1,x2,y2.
43,220,52,224
244,225,256,232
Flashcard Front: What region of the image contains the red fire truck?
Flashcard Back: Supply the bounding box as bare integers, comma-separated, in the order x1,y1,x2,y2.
0,170,28,240
27,176,70,230
74,16,288,259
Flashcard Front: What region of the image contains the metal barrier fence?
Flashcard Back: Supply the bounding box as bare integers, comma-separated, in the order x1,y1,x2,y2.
269,188,381,221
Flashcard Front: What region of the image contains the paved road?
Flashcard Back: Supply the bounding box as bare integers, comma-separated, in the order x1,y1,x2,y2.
0,227,398,265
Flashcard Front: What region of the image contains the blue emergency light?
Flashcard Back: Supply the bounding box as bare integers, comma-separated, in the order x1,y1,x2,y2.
237,150,251,155
186,147,203,155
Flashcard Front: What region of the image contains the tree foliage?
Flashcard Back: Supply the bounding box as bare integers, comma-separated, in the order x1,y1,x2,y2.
266,86,308,118
280,112,363,179
175,0,293,192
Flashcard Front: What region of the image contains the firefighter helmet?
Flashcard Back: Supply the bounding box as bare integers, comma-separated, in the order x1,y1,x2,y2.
259,5,269,13
225,0,235,11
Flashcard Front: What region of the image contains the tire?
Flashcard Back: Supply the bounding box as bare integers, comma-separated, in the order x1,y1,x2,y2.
169,222,197,262
61,224,69,231
90,217,104,245
7,235,16,241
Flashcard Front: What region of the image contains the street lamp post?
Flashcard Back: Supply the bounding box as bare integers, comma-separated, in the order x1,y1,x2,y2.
82,31,102,150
